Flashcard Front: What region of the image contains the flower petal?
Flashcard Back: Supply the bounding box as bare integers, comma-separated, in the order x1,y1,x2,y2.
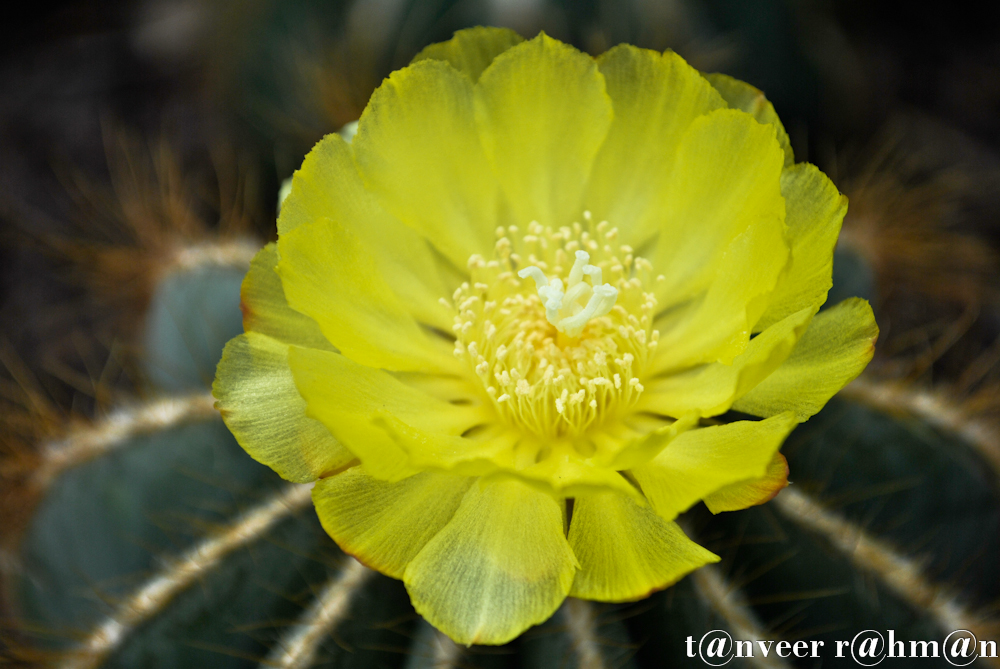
374,415,517,475
647,108,786,307
377,415,643,500
312,466,473,578
592,413,700,471
288,345,490,480
585,46,725,246
278,134,455,331
639,306,815,417
649,204,789,372
703,452,789,513
239,243,331,350
213,332,352,483
706,73,794,167
404,478,577,645
632,413,797,521
568,491,718,601
353,59,502,268
393,372,485,405
499,442,644,500
277,218,458,373
755,163,848,330
474,33,613,227
733,298,878,420
412,27,524,82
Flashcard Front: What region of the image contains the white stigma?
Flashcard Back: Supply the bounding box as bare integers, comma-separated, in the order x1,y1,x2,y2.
517,250,619,338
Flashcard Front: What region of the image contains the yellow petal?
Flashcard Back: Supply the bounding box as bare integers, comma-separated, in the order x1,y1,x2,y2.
703,452,789,513
312,467,472,578
706,73,794,166
277,218,458,373
496,441,643,501
403,478,577,645
239,244,330,350
374,414,517,476
756,163,848,330
648,109,786,307
592,413,700,471
474,33,613,227
288,345,490,480
278,133,454,331
393,372,485,405
568,491,718,601
353,59,502,268
632,413,797,520
639,306,815,417
213,332,352,483
585,46,725,246
377,416,642,501
734,298,878,420
412,27,524,82
650,205,789,372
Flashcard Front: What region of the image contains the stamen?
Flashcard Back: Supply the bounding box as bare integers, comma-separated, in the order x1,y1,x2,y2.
451,215,658,438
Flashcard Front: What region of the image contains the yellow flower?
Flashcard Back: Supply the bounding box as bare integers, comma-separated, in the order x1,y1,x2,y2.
213,28,878,645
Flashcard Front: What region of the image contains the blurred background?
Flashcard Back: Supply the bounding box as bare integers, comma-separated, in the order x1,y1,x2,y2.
2,1,999,666
1,0,999,416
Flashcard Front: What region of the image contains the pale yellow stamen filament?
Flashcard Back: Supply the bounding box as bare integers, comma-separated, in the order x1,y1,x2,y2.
450,217,659,438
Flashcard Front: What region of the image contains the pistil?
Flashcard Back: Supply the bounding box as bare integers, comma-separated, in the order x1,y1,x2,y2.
518,250,619,338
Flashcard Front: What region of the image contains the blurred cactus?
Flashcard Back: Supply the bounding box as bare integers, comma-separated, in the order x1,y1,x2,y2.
3,2,1000,667
2,125,999,668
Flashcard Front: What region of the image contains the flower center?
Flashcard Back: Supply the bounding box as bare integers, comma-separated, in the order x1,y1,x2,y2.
517,250,619,338
449,214,661,438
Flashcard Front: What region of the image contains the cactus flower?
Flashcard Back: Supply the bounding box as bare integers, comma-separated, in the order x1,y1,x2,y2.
213,28,878,645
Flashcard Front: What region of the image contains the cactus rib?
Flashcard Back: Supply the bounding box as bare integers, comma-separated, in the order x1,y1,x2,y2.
57,484,312,669
429,631,464,668
689,566,793,669
562,599,606,669
841,377,1000,475
772,486,997,660
262,558,374,669
403,621,467,669
168,240,262,274
33,393,218,490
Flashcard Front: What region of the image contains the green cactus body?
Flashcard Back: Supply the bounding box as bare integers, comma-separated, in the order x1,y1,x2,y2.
4,247,999,669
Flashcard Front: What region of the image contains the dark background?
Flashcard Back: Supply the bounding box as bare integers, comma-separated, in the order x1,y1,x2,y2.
2,4,1000,666
2,0,999,421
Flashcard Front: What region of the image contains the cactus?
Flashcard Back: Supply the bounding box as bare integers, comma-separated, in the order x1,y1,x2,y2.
2,161,999,667
3,5,1000,665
